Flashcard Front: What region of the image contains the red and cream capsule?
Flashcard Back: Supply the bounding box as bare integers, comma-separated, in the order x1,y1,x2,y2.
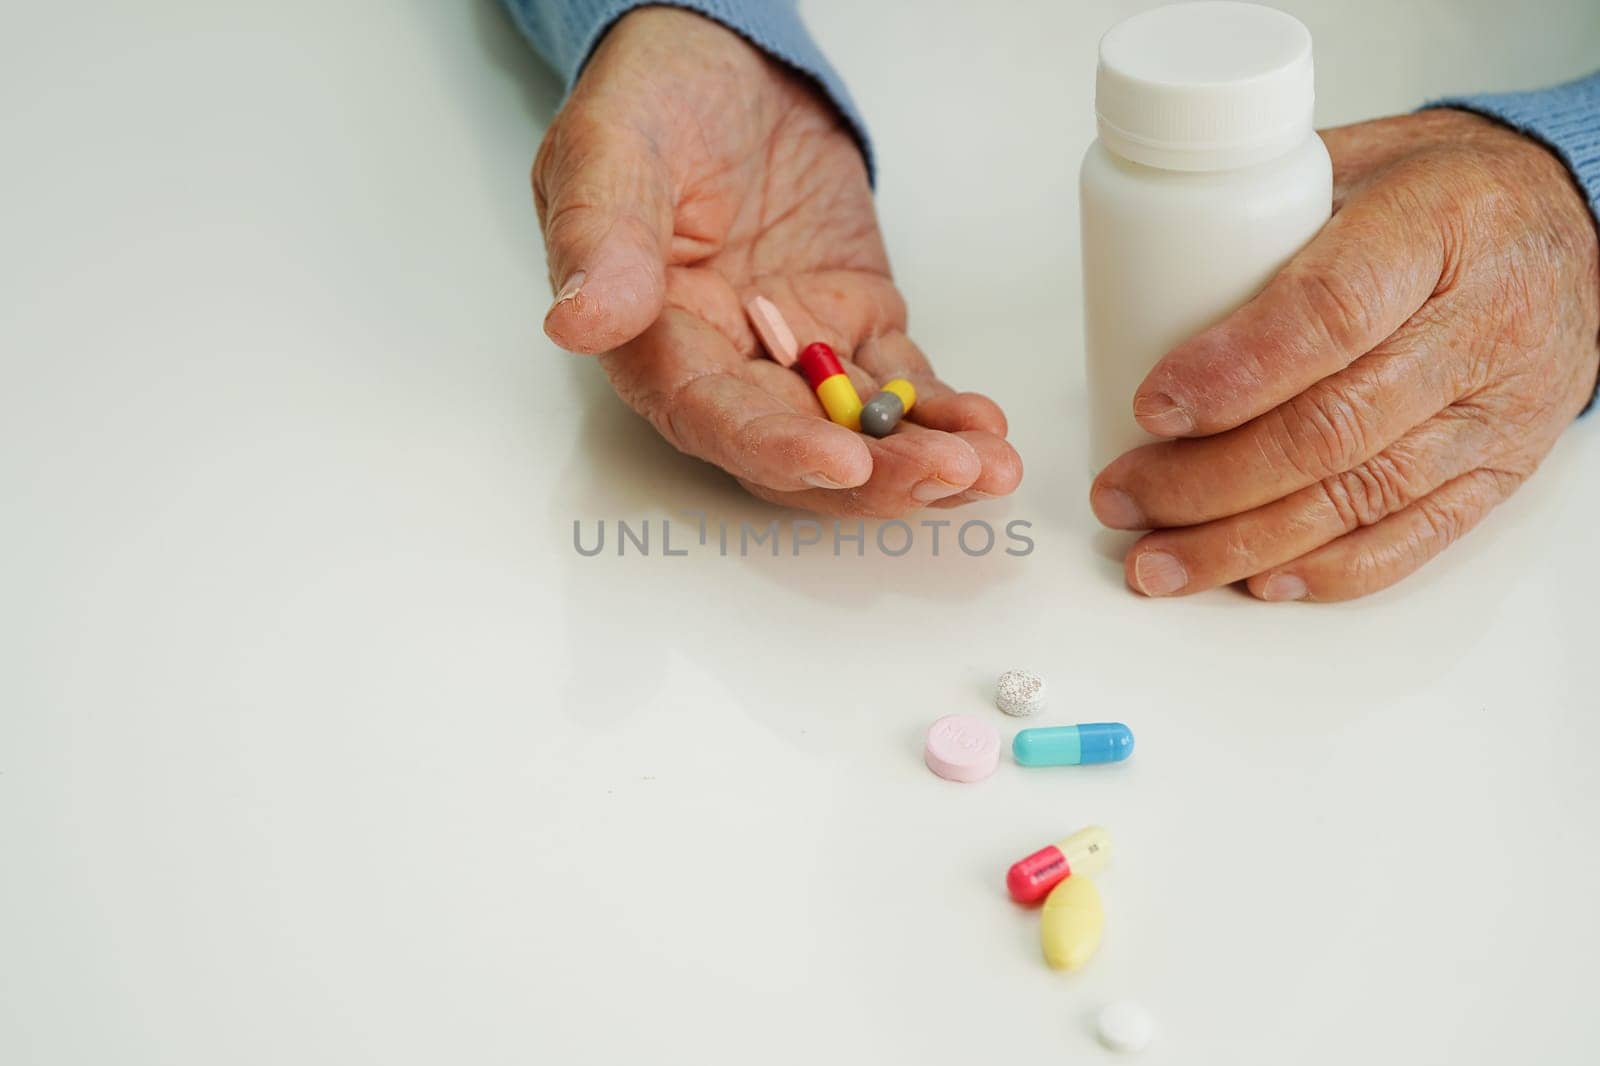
795,342,863,431
1006,825,1112,904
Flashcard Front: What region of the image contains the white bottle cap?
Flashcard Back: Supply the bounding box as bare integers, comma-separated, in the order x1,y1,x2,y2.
1095,1,1315,172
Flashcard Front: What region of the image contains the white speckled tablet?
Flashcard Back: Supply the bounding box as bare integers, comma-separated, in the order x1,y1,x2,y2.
995,670,1045,717
1096,1000,1156,1054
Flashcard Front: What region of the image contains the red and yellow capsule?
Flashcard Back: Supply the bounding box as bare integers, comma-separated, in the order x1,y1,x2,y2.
796,342,863,431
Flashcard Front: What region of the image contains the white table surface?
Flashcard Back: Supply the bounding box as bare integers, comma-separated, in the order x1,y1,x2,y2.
5,1,1600,1063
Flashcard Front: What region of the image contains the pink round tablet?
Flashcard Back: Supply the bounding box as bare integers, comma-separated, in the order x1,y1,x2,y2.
924,714,1001,783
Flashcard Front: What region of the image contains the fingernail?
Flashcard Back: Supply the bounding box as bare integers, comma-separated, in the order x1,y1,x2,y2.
803,472,848,490
1132,551,1187,596
934,489,997,506
1135,392,1193,436
1091,485,1145,529
912,478,963,503
1261,573,1308,602
550,270,586,309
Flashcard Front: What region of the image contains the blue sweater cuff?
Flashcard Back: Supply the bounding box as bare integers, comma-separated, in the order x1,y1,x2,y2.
1426,71,1600,222
501,0,874,181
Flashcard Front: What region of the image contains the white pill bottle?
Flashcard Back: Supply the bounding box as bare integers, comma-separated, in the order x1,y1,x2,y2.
1082,1,1332,470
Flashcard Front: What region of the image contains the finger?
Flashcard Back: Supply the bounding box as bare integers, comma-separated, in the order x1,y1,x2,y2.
1093,296,1467,529
1132,176,1454,437
535,110,673,355
1121,407,1492,596
853,332,1009,437
755,339,1018,509
1244,468,1522,603
605,309,872,491
926,430,1023,507
738,423,984,518
671,375,875,491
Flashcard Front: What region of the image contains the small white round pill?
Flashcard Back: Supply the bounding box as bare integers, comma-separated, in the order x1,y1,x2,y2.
994,669,1045,717
1096,1000,1156,1054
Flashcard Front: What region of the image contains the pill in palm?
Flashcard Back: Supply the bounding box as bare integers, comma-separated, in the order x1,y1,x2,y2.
859,378,916,437
1013,723,1134,766
994,669,1045,716
743,294,798,367
796,342,863,430
1096,1001,1156,1054
923,713,1000,783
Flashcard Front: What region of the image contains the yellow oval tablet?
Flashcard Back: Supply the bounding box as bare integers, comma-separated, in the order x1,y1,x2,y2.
1040,874,1104,971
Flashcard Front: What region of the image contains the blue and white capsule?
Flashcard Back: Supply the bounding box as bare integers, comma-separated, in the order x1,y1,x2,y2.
1012,723,1135,767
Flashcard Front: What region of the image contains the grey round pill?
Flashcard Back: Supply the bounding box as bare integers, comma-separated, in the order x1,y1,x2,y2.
859,393,906,438
995,669,1045,716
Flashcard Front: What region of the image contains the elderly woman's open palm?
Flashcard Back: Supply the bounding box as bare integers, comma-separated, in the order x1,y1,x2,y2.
534,7,1021,515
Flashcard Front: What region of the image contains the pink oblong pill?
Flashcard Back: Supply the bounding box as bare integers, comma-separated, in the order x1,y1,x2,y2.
744,294,799,367
924,713,1001,783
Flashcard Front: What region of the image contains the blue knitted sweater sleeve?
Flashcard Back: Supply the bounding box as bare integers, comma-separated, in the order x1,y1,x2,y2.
500,0,872,179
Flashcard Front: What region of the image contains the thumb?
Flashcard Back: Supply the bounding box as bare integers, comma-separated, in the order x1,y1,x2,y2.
534,113,673,355
1131,182,1446,437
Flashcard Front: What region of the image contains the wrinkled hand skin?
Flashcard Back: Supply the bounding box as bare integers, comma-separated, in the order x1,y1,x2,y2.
532,9,1021,516
1092,109,1600,602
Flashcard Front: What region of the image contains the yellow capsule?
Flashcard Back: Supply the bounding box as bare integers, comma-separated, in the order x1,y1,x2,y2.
1040,874,1104,971
814,374,863,431
882,378,916,411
